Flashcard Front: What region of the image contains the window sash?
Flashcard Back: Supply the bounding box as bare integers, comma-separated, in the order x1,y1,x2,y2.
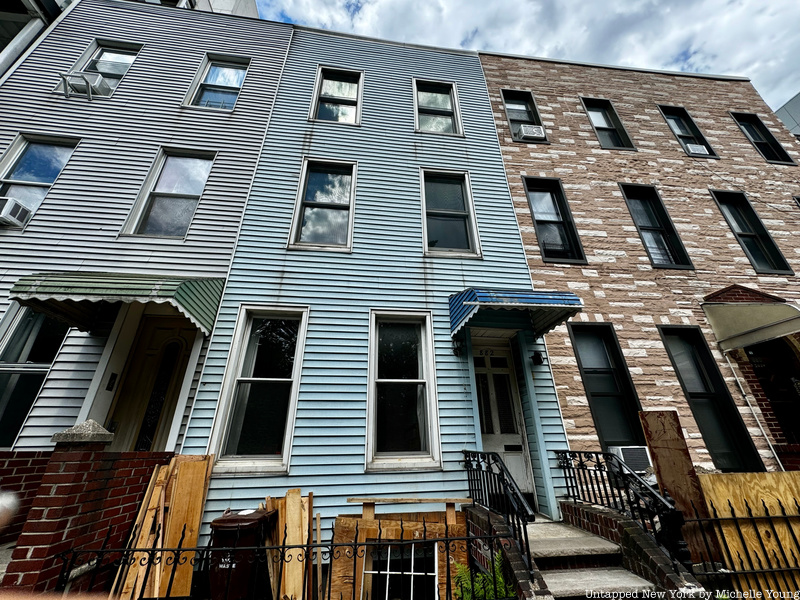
525,179,584,262
416,82,458,133
293,161,354,247
733,113,795,164
422,173,475,253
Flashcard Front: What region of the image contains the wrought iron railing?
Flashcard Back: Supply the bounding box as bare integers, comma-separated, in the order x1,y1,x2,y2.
462,450,535,570
554,450,689,570
57,520,517,600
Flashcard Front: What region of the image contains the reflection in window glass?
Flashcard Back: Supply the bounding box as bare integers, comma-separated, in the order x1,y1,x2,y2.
85,47,138,91
316,69,360,124
295,163,354,247
192,61,248,110
0,141,75,214
416,81,457,134
424,173,473,252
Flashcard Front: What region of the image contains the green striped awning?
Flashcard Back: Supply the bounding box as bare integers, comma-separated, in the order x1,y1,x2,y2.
9,272,224,335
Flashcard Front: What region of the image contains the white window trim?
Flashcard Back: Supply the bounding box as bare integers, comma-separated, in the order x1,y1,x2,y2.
308,65,365,126
120,146,216,239
54,38,143,99
211,303,309,474
412,78,464,137
366,309,441,472
182,52,251,112
287,156,357,252
419,168,482,258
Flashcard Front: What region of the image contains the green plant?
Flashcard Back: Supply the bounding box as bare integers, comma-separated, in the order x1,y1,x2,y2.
453,551,515,600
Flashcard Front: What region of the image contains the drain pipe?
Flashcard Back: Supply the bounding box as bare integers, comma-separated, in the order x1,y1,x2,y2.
723,351,784,471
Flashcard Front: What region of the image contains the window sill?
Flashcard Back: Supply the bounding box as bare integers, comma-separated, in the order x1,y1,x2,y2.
752,268,795,276
118,233,186,242
180,104,236,114
541,256,588,266
366,457,442,472
414,129,465,139
213,458,288,475
287,243,352,253
308,118,361,127
650,263,695,270
685,152,720,160
512,138,550,145
596,145,637,152
762,159,797,166
424,250,481,259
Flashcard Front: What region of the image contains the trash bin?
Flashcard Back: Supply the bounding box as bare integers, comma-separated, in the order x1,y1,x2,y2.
209,508,274,600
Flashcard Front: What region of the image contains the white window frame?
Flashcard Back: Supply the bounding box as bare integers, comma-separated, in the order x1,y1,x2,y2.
211,304,309,474
308,65,365,126
121,146,216,239
56,38,143,99
183,53,251,112
419,168,482,258
366,309,441,472
287,157,357,252
0,134,78,226
412,78,464,137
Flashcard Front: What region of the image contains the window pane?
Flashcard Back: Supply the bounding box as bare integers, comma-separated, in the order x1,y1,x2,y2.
225,381,292,455
1,312,68,364
304,167,352,205
476,372,492,434
628,198,659,228
528,191,560,220
664,335,710,394
317,102,357,123
298,206,349,245
426,214,470,250
588,108,612,128
246,318,299,379
597,128,623,148
573,333,612,369
537,222,571,256
194,88,239,110
642,230,675,265
0,184,48,211
719,203,752,235
138,195,197,236
203,64,246,88
375,382,427,453
592,395,642,447
493,373,517,434
154,156,212,195
740,236,774,271
88,49,136,76
424,177,465,212
740,121,765,143
417,89,452,110
0,372,46,447
8,143,73,184
418,114,454,133
321,76,358,100
666,115,691,136
378,322,421,379
583,372,621,394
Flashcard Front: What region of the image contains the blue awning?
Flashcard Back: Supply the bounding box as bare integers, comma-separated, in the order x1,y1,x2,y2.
449,288,583,337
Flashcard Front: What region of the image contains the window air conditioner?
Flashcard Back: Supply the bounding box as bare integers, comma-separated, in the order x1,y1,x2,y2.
519,124,546,140
686,143,710,155
62,72,112,98
607,445,652,474
0,197,32,227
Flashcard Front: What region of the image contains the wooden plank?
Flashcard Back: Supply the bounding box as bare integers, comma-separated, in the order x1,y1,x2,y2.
283,488,305,600
159,457,209,597
316,513,323,600
445,503,456,525
347,497,472,504
362,502,375,520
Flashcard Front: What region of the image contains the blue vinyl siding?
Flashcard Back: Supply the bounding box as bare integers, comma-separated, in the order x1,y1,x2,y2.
185,28,555,528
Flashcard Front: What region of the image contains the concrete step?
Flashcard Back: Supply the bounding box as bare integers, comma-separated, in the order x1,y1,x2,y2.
542,567,654,599
528,522,621,560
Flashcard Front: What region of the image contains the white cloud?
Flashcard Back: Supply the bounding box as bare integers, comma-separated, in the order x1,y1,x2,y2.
257,0,800,109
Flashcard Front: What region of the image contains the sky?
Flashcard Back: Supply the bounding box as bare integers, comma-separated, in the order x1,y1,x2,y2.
255,0,800,110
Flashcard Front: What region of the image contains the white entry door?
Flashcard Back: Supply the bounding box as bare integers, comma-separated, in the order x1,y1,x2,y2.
473,348,535,494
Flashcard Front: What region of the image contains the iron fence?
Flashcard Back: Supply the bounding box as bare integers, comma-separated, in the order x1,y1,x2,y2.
57,520,517,600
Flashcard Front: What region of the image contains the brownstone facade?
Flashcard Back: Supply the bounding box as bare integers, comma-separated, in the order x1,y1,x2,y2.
480,53,800,471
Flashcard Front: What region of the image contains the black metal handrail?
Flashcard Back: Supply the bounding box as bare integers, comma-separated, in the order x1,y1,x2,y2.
462,450,535,570
554,450,689,570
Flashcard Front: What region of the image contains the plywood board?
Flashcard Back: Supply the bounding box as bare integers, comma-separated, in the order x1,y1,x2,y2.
698,471,800,594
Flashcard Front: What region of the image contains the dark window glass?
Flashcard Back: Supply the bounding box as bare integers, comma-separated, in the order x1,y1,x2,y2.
621,184,692,268
660,327,764,472
424,173,474,252
711,190,792,274
525,178,585,262
570,324,644,448
295,163,353,247
316,69,360,123
502,90,546,141
659,106,716,157
731,113,795,164
417,81,457,134
583,98,634,149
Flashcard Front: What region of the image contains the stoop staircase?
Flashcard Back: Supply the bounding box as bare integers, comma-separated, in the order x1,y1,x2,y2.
528,520,654,599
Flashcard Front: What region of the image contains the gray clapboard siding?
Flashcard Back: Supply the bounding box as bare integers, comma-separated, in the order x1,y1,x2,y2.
186,28,539,527
0,0,292,448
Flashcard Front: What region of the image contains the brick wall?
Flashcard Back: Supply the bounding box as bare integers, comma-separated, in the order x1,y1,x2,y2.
480,53,800,470
0,451,52,546
1,443,172,592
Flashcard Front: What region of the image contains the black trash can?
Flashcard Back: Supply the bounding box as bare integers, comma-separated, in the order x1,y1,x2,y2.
209,509,274,600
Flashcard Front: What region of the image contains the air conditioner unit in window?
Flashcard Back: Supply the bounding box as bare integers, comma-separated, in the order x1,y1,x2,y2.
0,197,32,227
519,124,546,140
607,445,652,474
686,143,710,155
62,71,111,98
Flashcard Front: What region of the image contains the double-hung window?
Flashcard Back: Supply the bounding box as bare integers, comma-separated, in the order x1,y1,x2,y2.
367,311,440,470
659,326,764,472
524,177,585,263
415,80,461,135
582,98,635,149
0,138,75,224
658,106,717,157
502,90,547,142
620,184,692,269
190,59,249,110
422,171,479,256
731,112,795,164
0,308,69,447
290,160,355,249
130,151,213,237
710,190,792,274
222,307,307,467
312,67,362,124
569,323,645,450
